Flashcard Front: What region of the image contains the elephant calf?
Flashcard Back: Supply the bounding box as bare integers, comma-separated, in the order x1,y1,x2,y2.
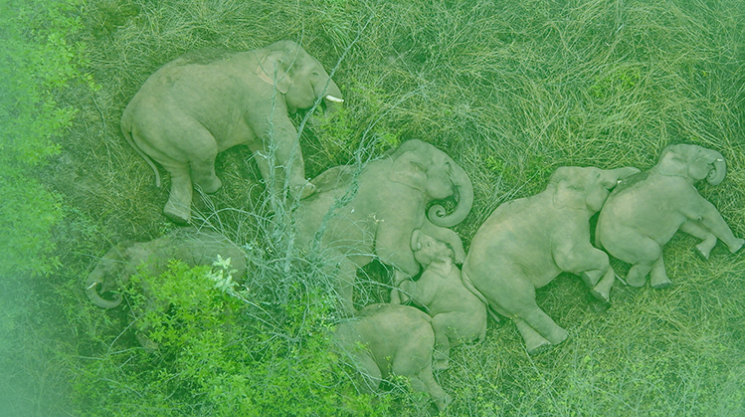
597,144,744,288
463,166,639,354
335,303,452,412
397,230,487,370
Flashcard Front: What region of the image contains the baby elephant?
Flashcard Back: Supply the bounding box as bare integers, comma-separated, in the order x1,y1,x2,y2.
397,230,487,370
85,228,247,309
335,303,452,412
463,166,639,354
597,144,744,288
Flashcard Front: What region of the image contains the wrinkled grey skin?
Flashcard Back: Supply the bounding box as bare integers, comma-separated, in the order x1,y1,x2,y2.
86,228,247,308
294,140,474,314
463,166,640,354
597,144,744,288
121,40,344,223
85,228,246,348
335,303,452,412
397,230,487,370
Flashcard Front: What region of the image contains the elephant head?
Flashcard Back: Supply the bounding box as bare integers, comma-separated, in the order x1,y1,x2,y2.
657,144,726,185
85,241,137,309
388,140,474,227
256,41,343,115
549,166,641,213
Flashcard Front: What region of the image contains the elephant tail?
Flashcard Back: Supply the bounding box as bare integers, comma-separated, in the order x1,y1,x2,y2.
121,116,162,188
461,270,501,323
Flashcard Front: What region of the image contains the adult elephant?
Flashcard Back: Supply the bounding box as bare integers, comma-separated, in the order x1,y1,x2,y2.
463,166,639,354
294,140,473,313
596,144,744,288
121,40,344,223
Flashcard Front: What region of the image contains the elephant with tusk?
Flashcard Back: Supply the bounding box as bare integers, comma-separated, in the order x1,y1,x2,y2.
294,139,473,314
121,40,344,223
596,144,744,288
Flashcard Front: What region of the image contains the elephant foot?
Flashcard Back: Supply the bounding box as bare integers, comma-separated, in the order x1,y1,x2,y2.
625,266,648,287
589,287,611,305
651,276,673,289
728,238,745,254
547,326,569,346
297,181,317,199
580,270,602,288
526,338,552,355
164,202,191,224
694,244,711,260
196,176,222,194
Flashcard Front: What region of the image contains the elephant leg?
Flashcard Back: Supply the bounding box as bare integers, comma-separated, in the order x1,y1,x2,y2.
478,269,568,347
680,220,717,260
431,315,454,370
649,256,672,289
190,154,221,194
389,269,413,304
589,266,615,304
164,165,193,223
275,137,314,200
333,257,358,315
513,317,551,354
354,353,382,394
622,237,662,287
408,365,452,412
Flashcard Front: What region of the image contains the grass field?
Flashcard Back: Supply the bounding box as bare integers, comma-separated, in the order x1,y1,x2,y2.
2,0,745,415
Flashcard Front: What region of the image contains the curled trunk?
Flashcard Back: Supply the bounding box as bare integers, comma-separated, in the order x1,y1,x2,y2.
428,158,474,228
707,150,726,185
85,271,123,309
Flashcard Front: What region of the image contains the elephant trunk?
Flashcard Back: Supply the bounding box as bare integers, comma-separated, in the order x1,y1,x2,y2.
428,158,474,228
707,150,726,185
85,269,123,309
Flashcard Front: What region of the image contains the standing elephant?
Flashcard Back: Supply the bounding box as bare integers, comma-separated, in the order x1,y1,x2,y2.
294,139,474,313
397,230,488,370
596,144,744,288
335,303,452,412
121,40,344,223
463,166,639,354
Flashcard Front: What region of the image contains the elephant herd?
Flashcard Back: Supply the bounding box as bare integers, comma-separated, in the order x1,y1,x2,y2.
86,41,743,412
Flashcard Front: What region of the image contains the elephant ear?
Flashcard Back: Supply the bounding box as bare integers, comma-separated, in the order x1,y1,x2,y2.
256,51,291,94
550,168,587,210
389,152,428,193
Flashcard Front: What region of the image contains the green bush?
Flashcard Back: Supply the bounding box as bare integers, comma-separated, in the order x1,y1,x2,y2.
0,0,91,276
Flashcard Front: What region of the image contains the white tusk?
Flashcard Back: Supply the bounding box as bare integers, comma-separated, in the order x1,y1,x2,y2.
86,282,99,290
325,95,344,103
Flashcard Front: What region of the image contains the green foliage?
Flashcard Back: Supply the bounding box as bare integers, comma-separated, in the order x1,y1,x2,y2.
68,261,387,416
0,0,91,276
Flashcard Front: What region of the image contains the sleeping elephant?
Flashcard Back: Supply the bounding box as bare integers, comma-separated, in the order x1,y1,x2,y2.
294,140,474,314
335,303,452,412
397,230,488,370
85,228,247,309
463,166,639,354
85,228,247,348
596,144,744,288
121,40,344,223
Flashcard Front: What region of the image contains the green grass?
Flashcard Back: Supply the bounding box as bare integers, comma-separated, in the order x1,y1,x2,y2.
2,0,745,415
